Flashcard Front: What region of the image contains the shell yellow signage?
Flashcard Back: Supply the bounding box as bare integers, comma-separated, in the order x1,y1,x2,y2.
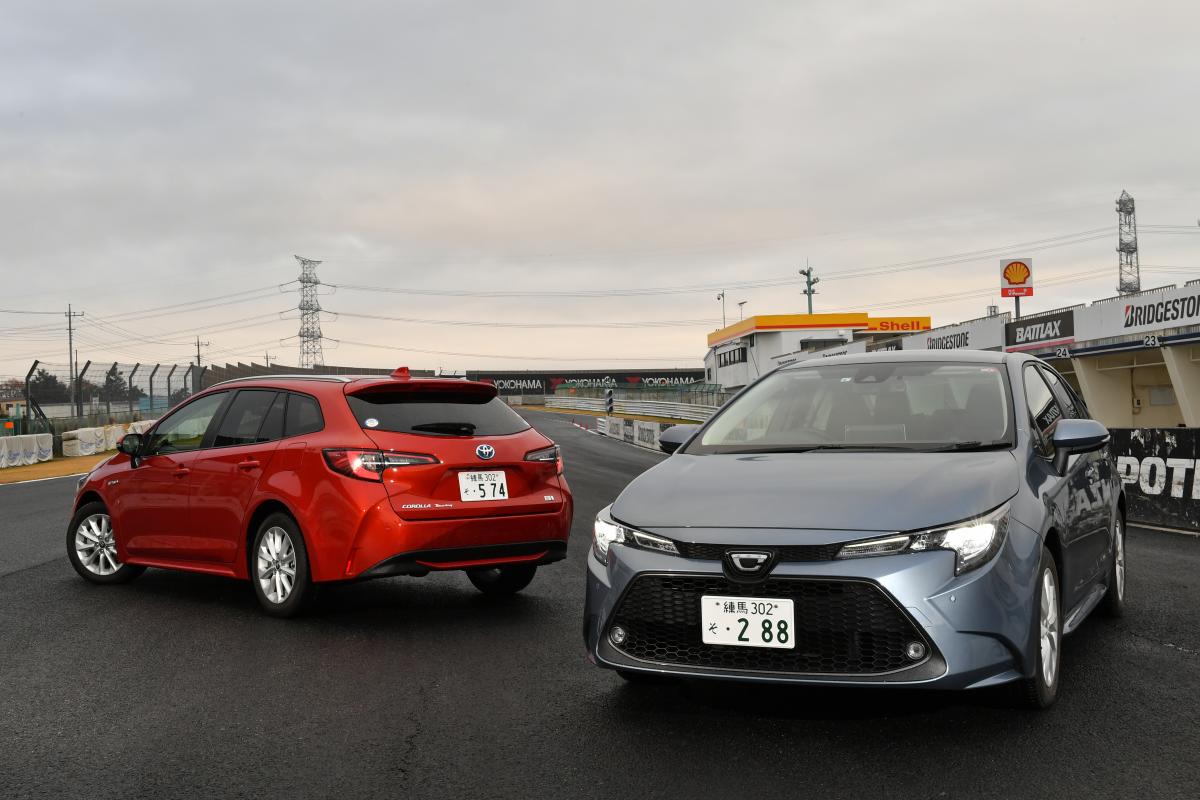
866,316,931,333
707,314,869,347
1001,258,1034,298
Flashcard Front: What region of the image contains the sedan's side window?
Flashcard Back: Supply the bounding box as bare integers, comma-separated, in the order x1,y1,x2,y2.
1040,366,1081,419
147,392,228,455
1023,366,1063,459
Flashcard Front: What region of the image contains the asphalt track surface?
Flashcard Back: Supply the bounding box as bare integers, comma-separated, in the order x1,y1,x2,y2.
1,408,1197,799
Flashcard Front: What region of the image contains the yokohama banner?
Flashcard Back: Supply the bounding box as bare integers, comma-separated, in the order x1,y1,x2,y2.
1110,428,1200,531
467,369,704,394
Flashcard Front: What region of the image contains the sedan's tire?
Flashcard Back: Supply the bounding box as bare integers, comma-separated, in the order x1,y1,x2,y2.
467,564,537,595
66,502,145,585
1013,547,1061,709
1100,514,1126,618
250,513,312,618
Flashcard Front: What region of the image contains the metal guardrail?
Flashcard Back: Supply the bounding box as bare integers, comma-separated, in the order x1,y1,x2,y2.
547,396,718,422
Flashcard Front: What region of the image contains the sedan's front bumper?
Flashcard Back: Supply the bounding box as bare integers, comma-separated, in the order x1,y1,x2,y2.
583,519,1043,690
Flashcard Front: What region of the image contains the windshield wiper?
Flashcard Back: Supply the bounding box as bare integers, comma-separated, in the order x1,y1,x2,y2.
728,444,923,454
409,422,477,436
921,441,1010,452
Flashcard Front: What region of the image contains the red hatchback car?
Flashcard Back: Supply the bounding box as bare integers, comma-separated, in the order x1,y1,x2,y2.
68,369,573,616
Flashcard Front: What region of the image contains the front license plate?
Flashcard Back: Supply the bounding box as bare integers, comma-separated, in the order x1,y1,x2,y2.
701,595,795,649
458,471,509,502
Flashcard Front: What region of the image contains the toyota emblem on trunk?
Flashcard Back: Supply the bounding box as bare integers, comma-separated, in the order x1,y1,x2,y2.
476,444,496,460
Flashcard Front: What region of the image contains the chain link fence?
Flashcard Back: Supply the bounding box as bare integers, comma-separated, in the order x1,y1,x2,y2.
1,358,399,437
1,360,199,436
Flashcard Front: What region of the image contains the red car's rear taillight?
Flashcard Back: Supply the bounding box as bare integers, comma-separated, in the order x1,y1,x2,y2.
323,449,439,481
525,444,563,474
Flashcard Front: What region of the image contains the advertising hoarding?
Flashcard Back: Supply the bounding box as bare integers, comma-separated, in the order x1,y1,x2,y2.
1005,309,1076,353
902,314,1008,351
1001,258,1034,298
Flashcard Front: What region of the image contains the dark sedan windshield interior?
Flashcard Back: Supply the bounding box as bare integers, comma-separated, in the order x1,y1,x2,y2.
689,362,1013,454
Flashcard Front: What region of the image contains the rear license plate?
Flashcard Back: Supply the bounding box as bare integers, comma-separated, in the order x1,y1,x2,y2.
458,471,509,502
701,595,795,649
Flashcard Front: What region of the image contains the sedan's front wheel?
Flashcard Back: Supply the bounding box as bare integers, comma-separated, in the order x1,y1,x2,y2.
1100,515,1126,618
251,513,312,618
1013,547,1061,709
66,502,145,585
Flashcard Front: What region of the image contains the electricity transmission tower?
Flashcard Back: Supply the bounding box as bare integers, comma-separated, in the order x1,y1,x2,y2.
295,255,326,368
1116,190,1140,295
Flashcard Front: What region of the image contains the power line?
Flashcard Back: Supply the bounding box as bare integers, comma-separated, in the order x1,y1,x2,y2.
335,311,720,329
333,338,696,364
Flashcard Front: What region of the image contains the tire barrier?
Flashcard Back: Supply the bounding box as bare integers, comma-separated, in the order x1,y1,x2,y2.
1111,427,1200,532
0,434,53,469
58,422,157,459
0,420,158,467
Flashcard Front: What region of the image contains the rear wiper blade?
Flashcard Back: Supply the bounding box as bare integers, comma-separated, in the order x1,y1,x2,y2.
410,422,477,435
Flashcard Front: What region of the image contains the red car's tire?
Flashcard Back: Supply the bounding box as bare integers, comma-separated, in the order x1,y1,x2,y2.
250,513,313,618
66,501,145,585
467,564,537,595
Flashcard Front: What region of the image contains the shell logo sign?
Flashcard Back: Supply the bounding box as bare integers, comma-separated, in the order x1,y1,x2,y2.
1001,258,1034,297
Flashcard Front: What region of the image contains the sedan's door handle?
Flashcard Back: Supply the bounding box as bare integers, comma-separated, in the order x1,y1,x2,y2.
237,459,261,471
172,467,190,478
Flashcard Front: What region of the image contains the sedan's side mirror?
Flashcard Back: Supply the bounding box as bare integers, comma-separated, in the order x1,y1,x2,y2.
659,424,700,455
117,433,143,457
1051,419,1110,475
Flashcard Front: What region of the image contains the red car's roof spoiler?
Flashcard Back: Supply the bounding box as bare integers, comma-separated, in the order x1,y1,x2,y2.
345,367,498,399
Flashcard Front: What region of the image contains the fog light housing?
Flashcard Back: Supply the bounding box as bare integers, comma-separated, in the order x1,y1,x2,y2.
609,626,628,646
905,641,927,661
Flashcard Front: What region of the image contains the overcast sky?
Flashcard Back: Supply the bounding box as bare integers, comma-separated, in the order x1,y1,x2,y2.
2,0,1198,377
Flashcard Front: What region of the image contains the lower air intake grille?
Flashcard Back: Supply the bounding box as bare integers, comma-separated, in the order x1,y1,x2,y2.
609,574,928,675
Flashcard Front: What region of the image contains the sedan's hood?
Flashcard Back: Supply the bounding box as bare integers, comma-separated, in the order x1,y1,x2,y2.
612,451,1018,533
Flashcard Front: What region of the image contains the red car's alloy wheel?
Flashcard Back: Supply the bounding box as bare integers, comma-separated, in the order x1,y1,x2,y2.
257,526,298,605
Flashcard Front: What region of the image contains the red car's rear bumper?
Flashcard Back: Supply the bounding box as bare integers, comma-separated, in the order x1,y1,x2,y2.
324,497,572,582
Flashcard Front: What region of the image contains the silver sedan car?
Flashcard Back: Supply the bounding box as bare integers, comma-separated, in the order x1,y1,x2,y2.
584,351,1125,708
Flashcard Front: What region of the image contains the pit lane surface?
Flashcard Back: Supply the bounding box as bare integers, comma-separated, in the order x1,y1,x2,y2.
1,408,1197,799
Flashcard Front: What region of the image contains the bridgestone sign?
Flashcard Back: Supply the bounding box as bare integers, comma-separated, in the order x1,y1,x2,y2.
901,314,1008,352
1123,294,1200,329
1074,285,1200,341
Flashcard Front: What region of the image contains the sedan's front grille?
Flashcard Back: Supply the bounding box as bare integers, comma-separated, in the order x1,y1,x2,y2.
673,541,842,562
609,574,928,675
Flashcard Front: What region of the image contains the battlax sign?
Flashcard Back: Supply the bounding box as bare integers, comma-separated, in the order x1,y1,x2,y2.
1001,258,1034,298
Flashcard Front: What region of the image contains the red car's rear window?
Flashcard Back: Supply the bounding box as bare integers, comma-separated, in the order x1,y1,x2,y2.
345,390,531,437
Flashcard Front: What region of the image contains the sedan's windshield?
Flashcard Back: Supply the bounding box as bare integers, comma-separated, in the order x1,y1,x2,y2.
687,361,1012,454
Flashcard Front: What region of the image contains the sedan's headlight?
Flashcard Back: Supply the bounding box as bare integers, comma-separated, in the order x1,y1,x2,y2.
592,506,679,565
837,502,1010,575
